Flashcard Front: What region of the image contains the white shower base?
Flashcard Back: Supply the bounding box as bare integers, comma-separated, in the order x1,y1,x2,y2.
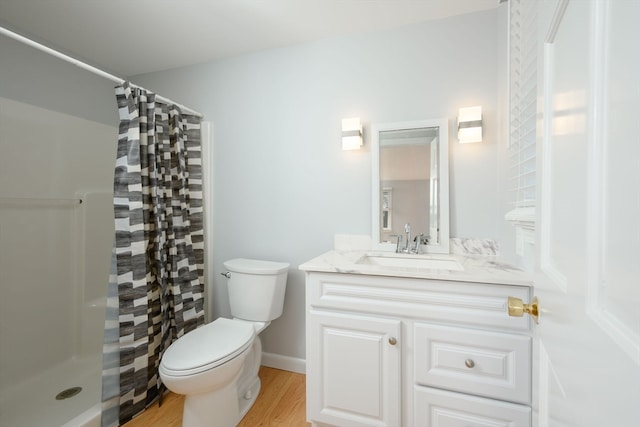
0,352,102,427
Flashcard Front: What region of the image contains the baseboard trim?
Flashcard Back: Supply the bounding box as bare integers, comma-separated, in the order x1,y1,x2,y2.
261,352,306,374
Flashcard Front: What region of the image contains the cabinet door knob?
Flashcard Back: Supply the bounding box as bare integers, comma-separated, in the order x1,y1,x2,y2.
388,337,397,346
464,359,475,368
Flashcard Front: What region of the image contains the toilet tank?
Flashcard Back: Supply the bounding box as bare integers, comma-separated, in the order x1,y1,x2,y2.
223,258,289,322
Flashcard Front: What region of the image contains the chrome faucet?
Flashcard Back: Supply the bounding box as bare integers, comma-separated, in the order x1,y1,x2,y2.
404,223,412,252
394,223,413,253
395,223,427,254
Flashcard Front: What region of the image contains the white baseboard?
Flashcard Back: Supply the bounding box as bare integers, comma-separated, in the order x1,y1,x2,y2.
261,352,306,374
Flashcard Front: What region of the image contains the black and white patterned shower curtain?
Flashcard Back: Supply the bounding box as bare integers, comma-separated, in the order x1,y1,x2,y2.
101,82,205,427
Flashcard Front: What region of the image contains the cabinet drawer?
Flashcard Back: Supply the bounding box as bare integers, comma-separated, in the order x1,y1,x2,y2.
307,272,531,332
414,386,531,427
414,323,530,404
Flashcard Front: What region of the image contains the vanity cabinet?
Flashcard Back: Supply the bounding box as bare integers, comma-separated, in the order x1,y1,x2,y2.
304,271,532,427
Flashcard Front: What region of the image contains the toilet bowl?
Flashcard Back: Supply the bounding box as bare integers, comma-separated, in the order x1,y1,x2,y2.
159,258,289,427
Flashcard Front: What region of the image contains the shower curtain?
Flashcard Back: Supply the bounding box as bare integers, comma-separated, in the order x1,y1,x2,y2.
101,82,205,427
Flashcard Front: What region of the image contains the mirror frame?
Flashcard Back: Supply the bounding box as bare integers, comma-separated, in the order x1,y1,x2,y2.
371,118,450,254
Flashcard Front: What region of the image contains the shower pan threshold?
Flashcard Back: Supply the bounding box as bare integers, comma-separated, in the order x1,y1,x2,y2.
0,353,101,427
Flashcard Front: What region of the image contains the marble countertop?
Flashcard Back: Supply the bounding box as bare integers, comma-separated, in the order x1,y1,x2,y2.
298,250,533,287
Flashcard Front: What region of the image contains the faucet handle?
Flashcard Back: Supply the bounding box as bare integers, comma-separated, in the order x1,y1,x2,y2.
413,234,424,253
390,234,403,253
416,234,430,245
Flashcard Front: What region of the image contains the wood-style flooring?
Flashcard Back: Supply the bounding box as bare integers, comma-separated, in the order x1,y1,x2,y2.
123,366,311,427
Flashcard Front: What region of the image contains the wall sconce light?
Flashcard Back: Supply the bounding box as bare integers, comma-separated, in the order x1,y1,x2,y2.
457,106,483,143
342,117,363,150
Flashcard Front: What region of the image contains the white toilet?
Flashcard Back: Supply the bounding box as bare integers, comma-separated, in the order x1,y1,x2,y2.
159,258,289,427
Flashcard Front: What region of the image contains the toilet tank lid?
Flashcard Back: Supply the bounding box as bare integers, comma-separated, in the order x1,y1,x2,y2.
224,258,289,274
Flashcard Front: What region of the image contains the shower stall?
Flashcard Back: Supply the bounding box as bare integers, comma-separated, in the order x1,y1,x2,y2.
0,96,116,427
0,26,209,426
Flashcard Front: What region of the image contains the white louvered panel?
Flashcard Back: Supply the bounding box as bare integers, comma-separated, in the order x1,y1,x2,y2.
506,0,538,242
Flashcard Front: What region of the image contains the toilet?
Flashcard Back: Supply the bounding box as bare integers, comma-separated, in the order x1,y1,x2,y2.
159,258,289,427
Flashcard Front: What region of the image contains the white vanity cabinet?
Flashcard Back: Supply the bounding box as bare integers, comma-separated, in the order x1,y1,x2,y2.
304,271,532,427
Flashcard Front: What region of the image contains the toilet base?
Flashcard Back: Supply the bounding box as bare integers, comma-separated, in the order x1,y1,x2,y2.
238,376,261,421
237,336,262,422
183,374,241,427
177,336,264,427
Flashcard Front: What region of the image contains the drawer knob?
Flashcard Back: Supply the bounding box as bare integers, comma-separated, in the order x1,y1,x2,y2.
388,337,397,346
508,296,540,323
464,359,475,369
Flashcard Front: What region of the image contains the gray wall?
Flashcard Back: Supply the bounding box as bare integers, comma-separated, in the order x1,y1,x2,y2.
1,6,515,366
134,8,514,363
0,35,118,126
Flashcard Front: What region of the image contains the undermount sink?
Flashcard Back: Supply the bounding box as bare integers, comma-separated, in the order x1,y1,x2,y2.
355,253,464,271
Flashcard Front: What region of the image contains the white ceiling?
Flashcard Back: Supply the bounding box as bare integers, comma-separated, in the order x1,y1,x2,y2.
0,0,498,77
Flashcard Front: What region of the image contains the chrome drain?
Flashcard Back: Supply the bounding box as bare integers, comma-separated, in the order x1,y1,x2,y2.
55,386,82,400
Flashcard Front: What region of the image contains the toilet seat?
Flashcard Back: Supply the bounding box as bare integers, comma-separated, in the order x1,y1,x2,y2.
160,317,255,377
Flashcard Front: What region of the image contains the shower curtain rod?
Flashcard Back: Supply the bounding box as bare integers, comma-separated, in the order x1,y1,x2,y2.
0,26,204,118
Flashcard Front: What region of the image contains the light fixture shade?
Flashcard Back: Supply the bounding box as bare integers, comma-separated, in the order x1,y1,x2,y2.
342,117,363,150
457,106,483,143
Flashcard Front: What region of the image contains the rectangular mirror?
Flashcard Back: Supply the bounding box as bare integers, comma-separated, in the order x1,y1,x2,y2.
371,118,450,253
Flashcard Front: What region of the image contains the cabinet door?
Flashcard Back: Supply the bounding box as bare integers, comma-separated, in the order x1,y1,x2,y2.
307,310,401,427
414,386,531,427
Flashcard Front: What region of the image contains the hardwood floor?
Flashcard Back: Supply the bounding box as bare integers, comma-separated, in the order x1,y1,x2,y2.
123,366,310,427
